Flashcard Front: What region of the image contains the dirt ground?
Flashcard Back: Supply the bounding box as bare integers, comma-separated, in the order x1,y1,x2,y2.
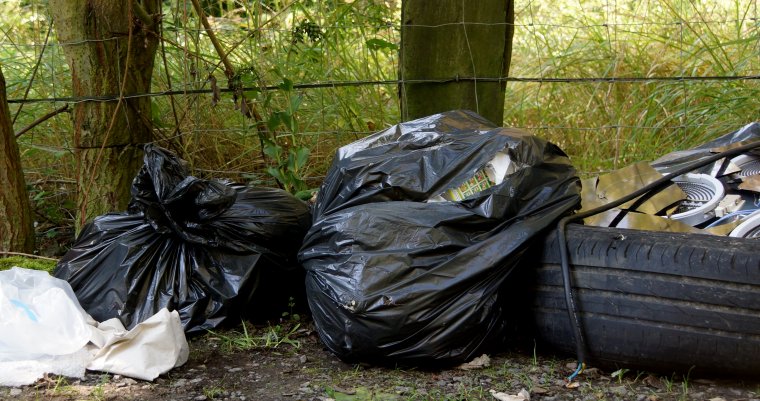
2,318,759,401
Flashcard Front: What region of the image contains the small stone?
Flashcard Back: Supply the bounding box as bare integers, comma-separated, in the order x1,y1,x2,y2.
228,367,243,373
332,386,356,395
240,397,247,401
583,368,601,378
394,386,412,395
299,355,308,364
190,378,203,384
113,375,123,381
610,386,627,395
172,379,188,387
194,395,208,401
123,378,137,386
9,389,22,397
643,375,662,389
532,386,549,394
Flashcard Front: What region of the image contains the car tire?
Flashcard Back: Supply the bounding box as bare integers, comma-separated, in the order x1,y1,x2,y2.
519,224,760,376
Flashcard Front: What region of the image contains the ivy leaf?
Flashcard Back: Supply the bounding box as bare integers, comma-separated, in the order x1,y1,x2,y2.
366,38,398,51
266,166,286,184
267,112,282,132
278,77,294,92
294,147,310,170
289,94,303,114
263,139,282,161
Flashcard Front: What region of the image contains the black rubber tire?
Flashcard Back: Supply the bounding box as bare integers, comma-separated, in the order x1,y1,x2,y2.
521,224,760,377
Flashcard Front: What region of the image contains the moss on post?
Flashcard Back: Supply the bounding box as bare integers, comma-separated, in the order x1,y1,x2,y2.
50,0,160,230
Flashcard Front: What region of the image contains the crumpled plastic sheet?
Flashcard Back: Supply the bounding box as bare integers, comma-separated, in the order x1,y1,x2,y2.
299,110,581,365
0,267,188,386
55,144,312,334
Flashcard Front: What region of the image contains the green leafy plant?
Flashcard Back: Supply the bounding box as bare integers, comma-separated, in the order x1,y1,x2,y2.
261,75,314,199
210,320,301,352
662,373,676,393
611,368,630,384
260,322,301,349
281,296,301,322
262,138,311,197
203,386,225,400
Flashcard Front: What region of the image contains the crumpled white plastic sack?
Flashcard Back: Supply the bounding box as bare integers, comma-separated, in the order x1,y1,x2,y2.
0,266,94,361
88,308,188,380
0,267,188,386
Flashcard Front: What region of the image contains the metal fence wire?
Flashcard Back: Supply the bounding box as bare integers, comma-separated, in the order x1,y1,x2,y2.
2,0,759,185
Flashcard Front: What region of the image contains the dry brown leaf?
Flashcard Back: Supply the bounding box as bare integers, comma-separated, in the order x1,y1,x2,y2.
565,381,580,389
457,354,491,370
489,389,528,401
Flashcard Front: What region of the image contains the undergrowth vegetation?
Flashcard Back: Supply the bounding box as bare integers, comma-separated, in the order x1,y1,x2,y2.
0,0,757,249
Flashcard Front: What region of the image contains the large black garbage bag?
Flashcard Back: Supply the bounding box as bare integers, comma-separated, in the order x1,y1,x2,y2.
299,110,581,364
651,122,760,174
54,145,311,334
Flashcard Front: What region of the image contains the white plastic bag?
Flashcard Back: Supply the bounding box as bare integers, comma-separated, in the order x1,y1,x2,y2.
0,267,189,385
0,267,93,361
88,308,189,381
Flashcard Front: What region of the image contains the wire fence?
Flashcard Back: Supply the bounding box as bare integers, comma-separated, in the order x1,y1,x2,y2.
2,0,759,185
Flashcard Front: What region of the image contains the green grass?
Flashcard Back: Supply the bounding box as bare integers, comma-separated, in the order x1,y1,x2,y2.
508,0,759,174
208,320,302,352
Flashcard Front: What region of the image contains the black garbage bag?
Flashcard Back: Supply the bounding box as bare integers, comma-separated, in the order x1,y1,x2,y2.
651,122,760,174
299,110,581,365
54,145,311,334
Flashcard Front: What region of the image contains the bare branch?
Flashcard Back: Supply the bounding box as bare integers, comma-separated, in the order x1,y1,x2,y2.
12,22,52,126
131,0,156,28
189,0,235,79
15,105,69,138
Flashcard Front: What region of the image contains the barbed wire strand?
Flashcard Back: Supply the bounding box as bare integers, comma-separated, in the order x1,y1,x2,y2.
7,74,758,104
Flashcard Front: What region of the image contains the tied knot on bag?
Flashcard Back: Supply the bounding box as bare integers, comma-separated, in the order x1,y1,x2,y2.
129,144,237,246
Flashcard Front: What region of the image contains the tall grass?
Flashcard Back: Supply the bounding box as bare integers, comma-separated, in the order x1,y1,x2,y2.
0,0,757,225
507,0,759,174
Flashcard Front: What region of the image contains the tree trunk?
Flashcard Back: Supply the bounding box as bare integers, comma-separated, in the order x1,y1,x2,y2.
399,0,514,125
0,67,35,253
50,0,160,229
